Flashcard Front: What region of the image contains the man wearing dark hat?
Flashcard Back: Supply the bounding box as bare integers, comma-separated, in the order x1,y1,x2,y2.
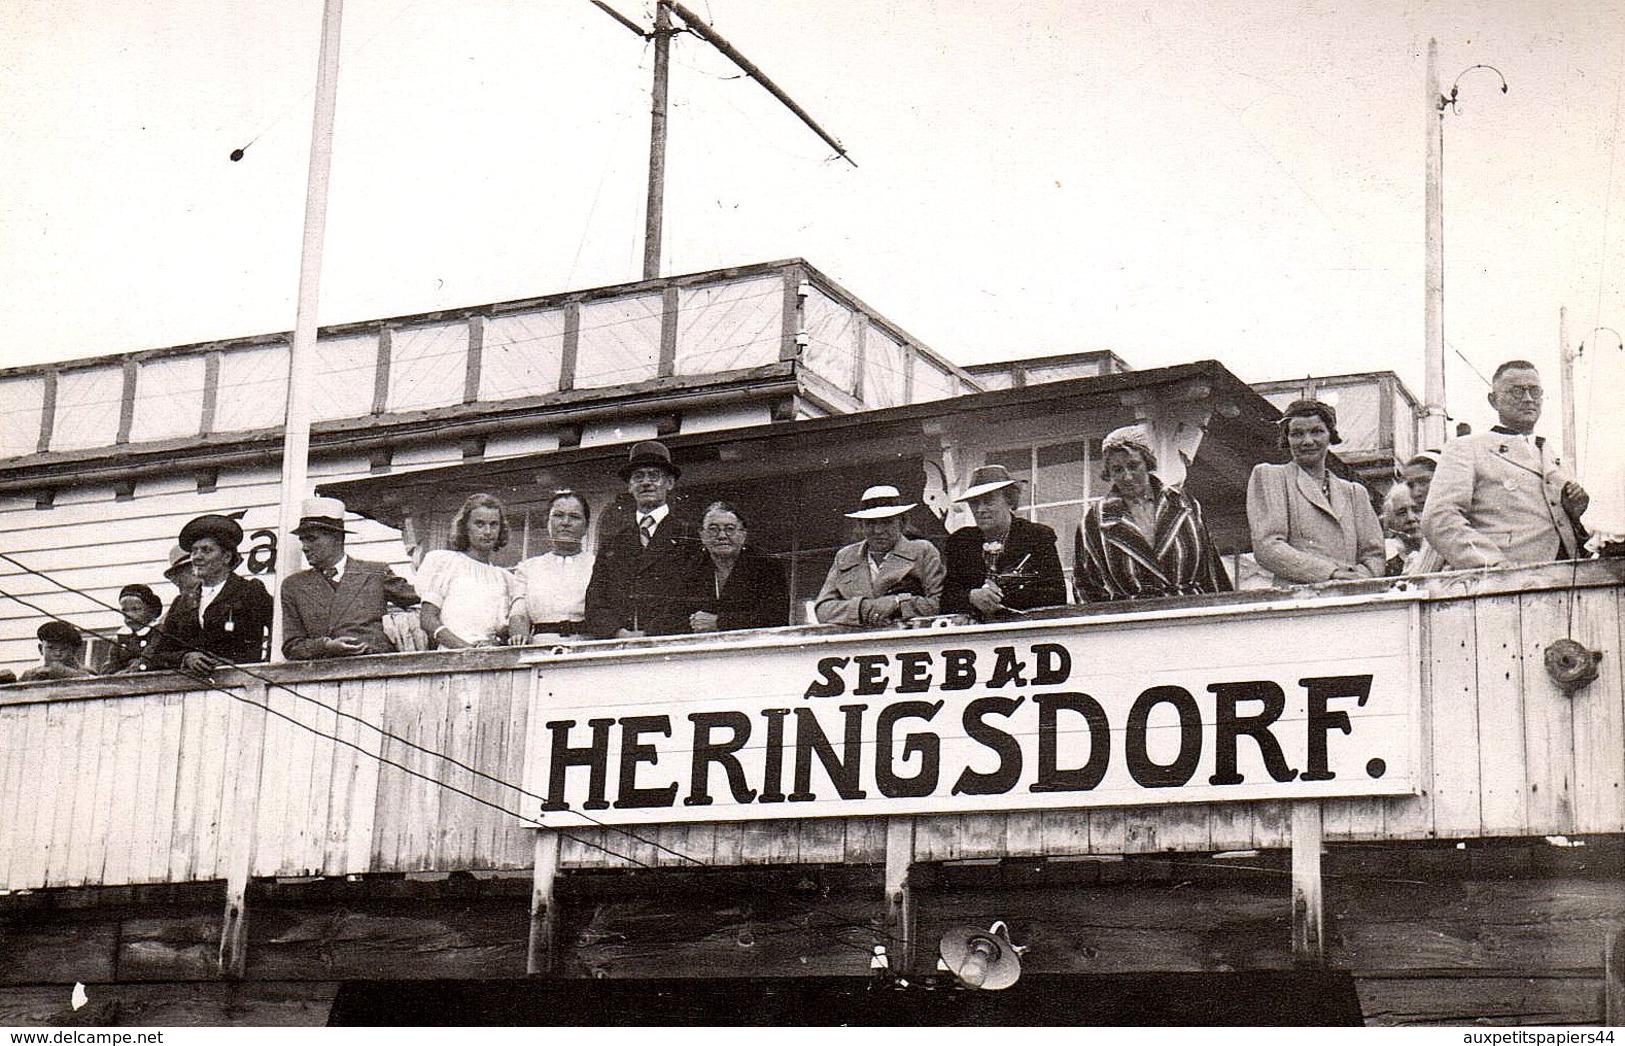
942,465,1067,620
21,621,94,682
584,441,697,638
282,497,420,659
814,484,945,626
1422,360,1589,569
104,583,165,673
155,513,274,672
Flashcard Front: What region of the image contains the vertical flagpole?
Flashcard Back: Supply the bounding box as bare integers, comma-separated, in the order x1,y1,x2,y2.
1423,38,1447,451
270,0,345,663
642,0,672,280
1559,306,1578,466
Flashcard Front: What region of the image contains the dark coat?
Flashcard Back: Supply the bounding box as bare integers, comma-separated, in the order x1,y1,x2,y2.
668,546,791,633
584,502,699,637
103,626,164,673
282,557,420,659
154,573,273,667
942,515,1068,617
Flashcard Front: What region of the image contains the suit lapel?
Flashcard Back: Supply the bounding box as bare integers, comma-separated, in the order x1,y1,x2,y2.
326,565,365,626
1491,436,1544,477
1291,464,1338,518
1096,496,1172,586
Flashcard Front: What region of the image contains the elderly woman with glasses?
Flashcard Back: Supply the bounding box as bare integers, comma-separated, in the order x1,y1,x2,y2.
815,485,945,627
1076,425,1233,601
669,500,789,634
1246,399,1385,584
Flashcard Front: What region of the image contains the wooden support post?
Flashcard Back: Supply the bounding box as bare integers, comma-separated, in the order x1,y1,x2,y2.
884,816,916,974
1291,801,1325,966
1606,925,1625,1026
218,681,269,979
527,830,563,975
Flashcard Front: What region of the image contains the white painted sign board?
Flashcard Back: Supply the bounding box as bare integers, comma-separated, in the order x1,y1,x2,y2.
520,598,1421,828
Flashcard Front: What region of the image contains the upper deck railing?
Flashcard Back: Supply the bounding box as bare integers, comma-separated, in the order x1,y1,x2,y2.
1,560,1620,895
0,259,978,475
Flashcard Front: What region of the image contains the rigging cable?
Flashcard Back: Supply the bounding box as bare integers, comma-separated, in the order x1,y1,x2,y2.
0,557,900,955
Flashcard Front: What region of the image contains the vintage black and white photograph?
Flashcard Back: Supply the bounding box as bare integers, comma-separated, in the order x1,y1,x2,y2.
1,0,1624,1030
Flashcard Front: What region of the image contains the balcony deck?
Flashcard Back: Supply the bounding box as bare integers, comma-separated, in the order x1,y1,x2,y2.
1,560,1622,1025
2,559,1620,886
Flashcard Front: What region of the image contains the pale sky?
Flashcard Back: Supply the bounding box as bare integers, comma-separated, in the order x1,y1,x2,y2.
2,0,1624,445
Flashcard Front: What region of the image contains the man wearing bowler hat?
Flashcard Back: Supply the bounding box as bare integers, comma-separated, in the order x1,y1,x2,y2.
584,440,696,638
282,496,420,659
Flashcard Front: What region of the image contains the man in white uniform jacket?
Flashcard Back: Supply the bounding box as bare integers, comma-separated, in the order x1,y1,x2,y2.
1422,359,1589,569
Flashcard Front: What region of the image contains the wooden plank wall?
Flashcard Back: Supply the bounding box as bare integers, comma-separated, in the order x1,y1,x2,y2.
1,575,1621,891
0,452,441,675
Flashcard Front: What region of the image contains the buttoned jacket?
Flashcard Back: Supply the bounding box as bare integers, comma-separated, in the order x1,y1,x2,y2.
669,546,791,633
282,557,420,659
584,501,698,637
943,515,1068,616
1246,462,1386,584
1421,431,1583,569
155,572,274,667
814,536,944,626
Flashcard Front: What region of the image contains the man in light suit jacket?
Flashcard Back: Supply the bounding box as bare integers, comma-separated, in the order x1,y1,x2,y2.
1422,360,1589,570
282,497,419,659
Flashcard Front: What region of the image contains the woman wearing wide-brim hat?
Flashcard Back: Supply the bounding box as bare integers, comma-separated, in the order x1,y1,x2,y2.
942,464,1068,619
813,485,945,627
154,514,273,672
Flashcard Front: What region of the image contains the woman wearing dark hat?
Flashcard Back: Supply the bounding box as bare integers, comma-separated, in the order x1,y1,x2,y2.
814,485,945,626
1076,425,1233,601
943,465,1067,619
154,514,273,672
104,583,164,673
1246,400,1385,584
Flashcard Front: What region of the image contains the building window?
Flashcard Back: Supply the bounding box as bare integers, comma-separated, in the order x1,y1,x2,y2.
984,438,1098,585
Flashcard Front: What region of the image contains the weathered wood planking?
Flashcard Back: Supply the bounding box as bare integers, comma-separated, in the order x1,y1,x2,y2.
1356,975,1602,1027
1475,594,1529,834
2,573,1622,889
1428,598,1482,836
1571,586,1625,833
1520,590,1576,831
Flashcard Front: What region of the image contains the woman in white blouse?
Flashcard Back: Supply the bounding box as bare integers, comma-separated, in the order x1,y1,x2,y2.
419,493,523,649
510,490,596,642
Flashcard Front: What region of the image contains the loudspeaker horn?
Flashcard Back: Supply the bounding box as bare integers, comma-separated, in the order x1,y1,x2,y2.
938,920,1022,990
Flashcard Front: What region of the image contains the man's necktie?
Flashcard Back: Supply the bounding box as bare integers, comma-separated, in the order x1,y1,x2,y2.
639,515,655,547
321,566,339,585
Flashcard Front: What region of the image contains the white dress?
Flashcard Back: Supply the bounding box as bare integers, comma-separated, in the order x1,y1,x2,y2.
513,550,596,629
416,549,519,644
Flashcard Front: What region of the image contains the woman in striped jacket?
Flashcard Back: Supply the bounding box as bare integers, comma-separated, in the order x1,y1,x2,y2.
1074,425,1233,602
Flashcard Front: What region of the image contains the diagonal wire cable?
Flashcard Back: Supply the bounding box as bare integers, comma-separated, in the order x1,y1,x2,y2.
0,583,894,957
0,557,900,952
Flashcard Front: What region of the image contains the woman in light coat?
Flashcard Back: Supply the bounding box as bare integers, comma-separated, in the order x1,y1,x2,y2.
1246,399,1385,584
814,485,944,626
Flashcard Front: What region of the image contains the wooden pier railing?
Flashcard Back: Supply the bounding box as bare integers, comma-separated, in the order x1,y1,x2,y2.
2,560,1619,896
